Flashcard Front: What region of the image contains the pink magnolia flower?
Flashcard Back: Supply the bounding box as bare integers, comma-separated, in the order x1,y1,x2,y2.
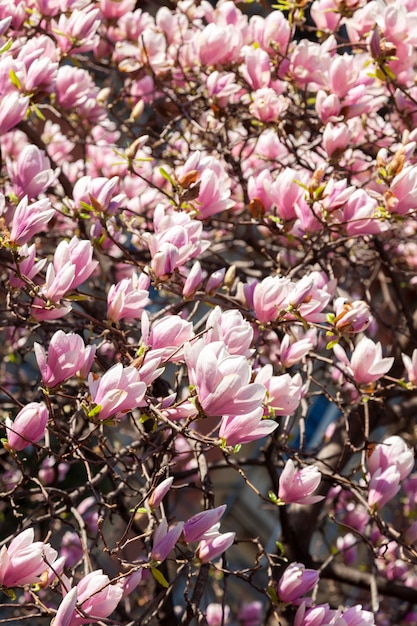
249,87,287,123
148,477,174,510
332,298,372,334
7,145,58,199
35,331,96,388
53,237,98,292
368,466,401,510
196,23,242,66
219,407,278,446
9,243,47,288
9,196,54,246
72,175,125,215
368,436,414,481
402,348,417,385
334,336,394,387
52,8,101,54
182,261,204,298
5,402,49,451
185,340,265,417
197,532,235,563
0,92,29,134
0,528,60,588
277,562,319,604
87,363,147,421
278,334,314,368
242,46,271,90
107,272,150,323
278,459,323,505
204,306,253,357
178,152,235,219
54,570,123,626
206,603,231,626
255,366,303,417
237,601,263,626
151,519,184,562
141,311,194,362
252,275,292,323
183,505,227,543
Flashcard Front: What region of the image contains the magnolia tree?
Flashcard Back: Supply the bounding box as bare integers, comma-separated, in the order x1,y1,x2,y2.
2,0,417,624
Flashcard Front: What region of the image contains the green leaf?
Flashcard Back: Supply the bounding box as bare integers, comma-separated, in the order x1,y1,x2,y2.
9,69,21,90
159,167,176,187
0,39,12,55
151,567,169,588
87,404,102,418
31,103,46,121
326,339,339,350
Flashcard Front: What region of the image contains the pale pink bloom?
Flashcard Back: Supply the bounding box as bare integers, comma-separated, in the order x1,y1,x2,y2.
151,519,184,562
290,40,326,87
7,144,58,199
270,168,309,221
402,348,417,385
250,88,287,123
205,268,225,295
206,71,240,108
342,189,383,236
252,275,292,323
278,334,314,368
206,603,231,626
310,0,340,32
141,311,194,362
294,602,336,626
368,436,414,481
72,175,125,214
98,0,135,19
182,261,203,298
219,407,277,446
185,340,265,417
0,528,60,588
53,237,98,292
55,570,123,626
242,46,271,90
87,363,147,421
107,272,150,322
197,532,235,563
249,10,291,55
341,605,376,626
322,123,351,158
52,8,101,54
333,298,372,334
148,477,174,509
178,152,235,219
368,466,401,510
237,601,263,626
334,336,394,386
183,505,227,543
255,366,303,417
143,205,210,276
389,165,417,215
278,459,323,505
0,92,29,134
315,90,341,124
34,331,95,388
41,262,75,303
327,54,359,100
196,23,242,66
5,402,49,451
9,243,47,288
30,298,72,322
336,532,357,566
119,568,143,599
9,196,54,246
204,306,253,357
277,562,319,604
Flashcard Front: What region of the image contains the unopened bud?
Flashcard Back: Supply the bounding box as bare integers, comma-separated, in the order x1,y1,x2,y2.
97,87,111,105
387,147,405,177
129,99,145,123
126,137,144,161
224,265,236,289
